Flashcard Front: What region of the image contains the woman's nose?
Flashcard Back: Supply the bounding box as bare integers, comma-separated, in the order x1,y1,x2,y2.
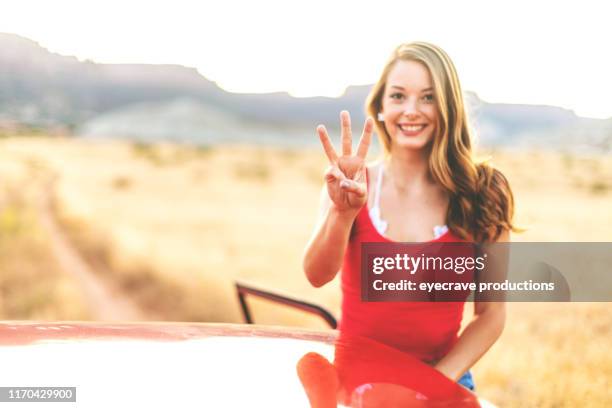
402,98,419,116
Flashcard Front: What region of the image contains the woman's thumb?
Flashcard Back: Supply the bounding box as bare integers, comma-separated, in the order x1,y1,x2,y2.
340,180,365,197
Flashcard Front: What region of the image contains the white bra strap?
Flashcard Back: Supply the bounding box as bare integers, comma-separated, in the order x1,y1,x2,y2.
373,163,384,210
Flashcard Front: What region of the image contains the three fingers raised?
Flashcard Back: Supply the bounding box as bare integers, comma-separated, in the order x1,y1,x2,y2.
317,112,374,164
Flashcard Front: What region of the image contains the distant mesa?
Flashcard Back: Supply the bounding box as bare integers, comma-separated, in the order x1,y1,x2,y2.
0,32,610,151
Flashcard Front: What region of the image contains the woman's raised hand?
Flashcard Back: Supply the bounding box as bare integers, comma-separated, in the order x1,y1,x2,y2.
318,111,374,213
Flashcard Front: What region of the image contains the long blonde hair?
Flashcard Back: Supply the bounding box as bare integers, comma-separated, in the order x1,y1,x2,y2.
366,42,518,242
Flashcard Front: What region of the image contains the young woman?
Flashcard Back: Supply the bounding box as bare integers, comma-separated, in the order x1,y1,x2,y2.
303,42,517,391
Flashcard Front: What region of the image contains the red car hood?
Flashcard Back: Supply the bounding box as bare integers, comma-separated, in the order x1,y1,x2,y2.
0,322,489,407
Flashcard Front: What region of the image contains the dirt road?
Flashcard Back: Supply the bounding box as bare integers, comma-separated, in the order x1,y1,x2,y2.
36,180,149,321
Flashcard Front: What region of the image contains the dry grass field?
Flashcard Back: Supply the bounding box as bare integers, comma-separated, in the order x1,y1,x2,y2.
0,135,611,406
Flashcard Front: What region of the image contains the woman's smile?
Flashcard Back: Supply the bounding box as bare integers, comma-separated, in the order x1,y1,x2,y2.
397,123,429,136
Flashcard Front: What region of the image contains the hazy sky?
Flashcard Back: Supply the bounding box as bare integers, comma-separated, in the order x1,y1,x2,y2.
2,0,611,118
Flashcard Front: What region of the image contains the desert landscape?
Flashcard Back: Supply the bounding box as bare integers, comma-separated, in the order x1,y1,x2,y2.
0,134,611,406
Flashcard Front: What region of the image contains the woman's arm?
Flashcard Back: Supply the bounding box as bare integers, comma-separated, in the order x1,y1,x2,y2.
302,191,360,287
303,112,373,288
434,302,506,381
434,229,510,381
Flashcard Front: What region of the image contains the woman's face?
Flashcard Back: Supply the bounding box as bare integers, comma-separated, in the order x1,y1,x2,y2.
380,59,439,151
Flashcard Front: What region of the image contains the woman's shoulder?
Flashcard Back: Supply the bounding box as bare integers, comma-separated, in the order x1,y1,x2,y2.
364,160,384,179
365,160,383,170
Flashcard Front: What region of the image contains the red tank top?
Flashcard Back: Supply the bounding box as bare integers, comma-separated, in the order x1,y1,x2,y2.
338,177,469,362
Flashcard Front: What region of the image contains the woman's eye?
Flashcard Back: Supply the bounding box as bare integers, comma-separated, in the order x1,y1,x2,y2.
390,93,404,100
422,94,434,103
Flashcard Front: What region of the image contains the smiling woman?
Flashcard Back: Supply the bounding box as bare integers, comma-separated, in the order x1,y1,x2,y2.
303,41,520,394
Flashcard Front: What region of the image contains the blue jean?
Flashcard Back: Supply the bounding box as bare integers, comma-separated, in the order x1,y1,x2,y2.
457,370,475,391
